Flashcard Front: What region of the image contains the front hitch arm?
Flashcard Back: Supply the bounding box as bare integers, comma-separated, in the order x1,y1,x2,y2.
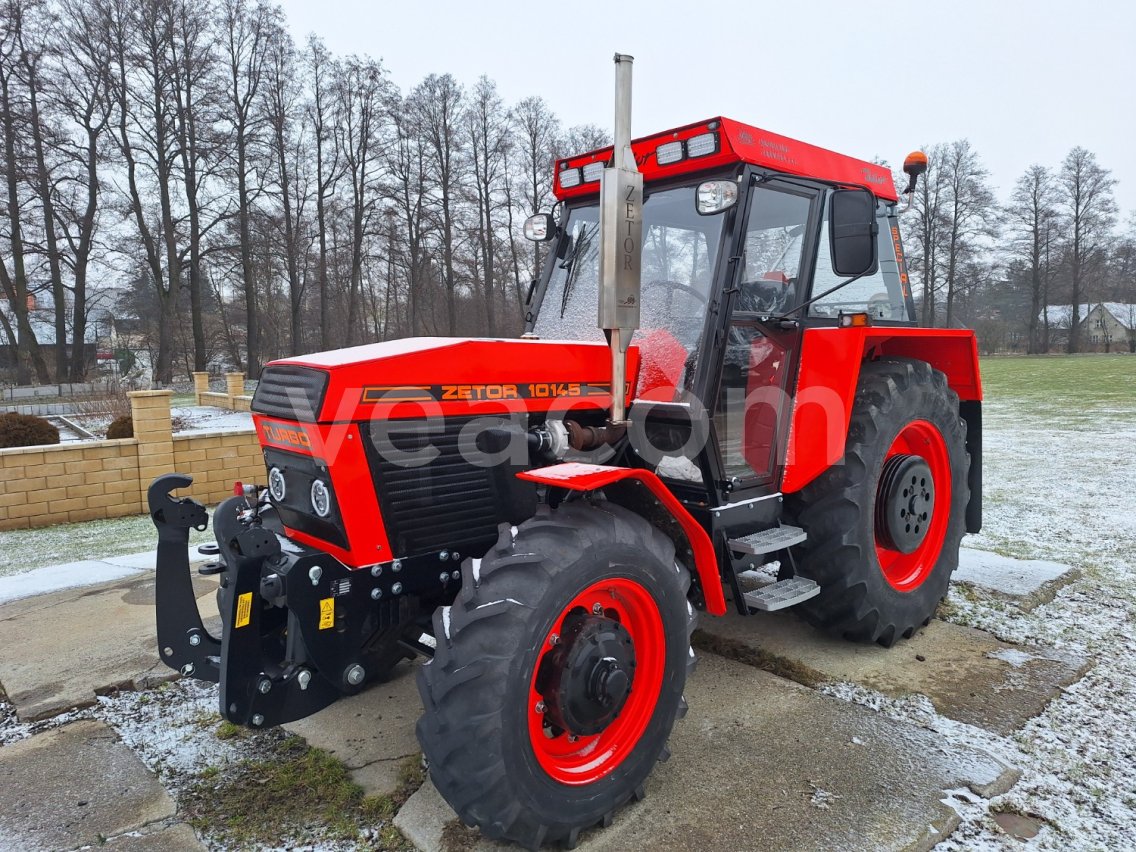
149,473,220,681
150,474,346,728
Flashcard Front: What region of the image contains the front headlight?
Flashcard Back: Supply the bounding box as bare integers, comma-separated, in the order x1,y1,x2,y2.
268,467,286,502
310,478,332,518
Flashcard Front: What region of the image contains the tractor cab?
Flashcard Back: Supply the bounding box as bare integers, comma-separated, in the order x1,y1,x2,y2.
524,118,925,519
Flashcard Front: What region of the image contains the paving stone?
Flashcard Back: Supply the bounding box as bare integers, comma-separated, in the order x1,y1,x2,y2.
0,719,182,851
0,572,217,720
697,607,1089,735
283,659,422,796
394,654,1017,852
954,547,1080,610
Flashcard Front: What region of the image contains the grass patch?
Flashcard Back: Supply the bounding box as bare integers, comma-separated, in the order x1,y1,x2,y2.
183,734,417,849
215,720,242,740
692,628,825,687
979,354,1136,415
0,511,215,576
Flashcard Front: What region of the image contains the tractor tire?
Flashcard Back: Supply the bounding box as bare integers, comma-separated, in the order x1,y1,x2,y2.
788,357,969,647
416,500,696,850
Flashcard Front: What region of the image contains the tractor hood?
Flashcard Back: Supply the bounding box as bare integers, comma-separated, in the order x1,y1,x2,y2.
252,337,641,424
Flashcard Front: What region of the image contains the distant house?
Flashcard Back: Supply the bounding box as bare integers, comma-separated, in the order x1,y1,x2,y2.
1041,303,1136,353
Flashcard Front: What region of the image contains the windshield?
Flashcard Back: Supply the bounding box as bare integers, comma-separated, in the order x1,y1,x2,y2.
533,184,726,395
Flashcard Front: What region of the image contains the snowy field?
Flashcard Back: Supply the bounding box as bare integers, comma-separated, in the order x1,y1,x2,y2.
833,355,1136,849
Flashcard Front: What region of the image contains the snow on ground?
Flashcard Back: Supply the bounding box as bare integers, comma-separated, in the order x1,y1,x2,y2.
172,406,253,435
821,357,1136,849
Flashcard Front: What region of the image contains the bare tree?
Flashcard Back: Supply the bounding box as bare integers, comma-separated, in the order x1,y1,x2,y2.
220,0,271,375
1058,147,1117,353
305,34,338,350
334,55,388,345
511,95,558,283
263,21,307,354
939,140,996,327
0,0,49,382
465,75,509,335
411,73,463,335
53,0,114,379
1007,165,1058,353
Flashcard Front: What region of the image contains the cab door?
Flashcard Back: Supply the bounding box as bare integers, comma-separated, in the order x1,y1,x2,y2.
711,179,821,493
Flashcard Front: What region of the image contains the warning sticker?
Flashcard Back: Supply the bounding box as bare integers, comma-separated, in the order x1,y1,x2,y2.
319,597,335,630
235,592,253,629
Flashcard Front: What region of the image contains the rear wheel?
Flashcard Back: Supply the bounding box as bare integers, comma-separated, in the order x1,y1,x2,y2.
789,358,969,647
416,500,695,849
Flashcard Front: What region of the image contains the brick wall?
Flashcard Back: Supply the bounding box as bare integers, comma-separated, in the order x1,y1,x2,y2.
0,389,261,531
193,371,253,411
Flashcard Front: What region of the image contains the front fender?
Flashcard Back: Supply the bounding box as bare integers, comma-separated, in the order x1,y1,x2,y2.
517,463,727,616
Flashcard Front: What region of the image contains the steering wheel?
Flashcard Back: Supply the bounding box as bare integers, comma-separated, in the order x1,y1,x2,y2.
650,280,709,309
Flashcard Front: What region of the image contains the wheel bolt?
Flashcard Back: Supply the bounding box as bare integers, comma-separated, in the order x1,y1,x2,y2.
251,714,264,726
257,678,272,694
549,633,560,646
535,700,547,714
592,603,603,615
371,588,382,600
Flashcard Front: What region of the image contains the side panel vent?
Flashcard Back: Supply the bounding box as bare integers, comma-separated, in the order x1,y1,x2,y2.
252,365,330,421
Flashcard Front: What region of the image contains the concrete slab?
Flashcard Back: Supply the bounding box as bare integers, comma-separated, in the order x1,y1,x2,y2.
101,822,205,851
954,547,1080,611
0,719,186,851
283,659,422,797
0,572,218,720
696,609,1089,735
394,654,1016,852
0,547,207,606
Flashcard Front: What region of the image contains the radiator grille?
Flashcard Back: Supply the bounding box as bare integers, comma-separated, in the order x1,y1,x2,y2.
366,416,510,555
252,365,329,421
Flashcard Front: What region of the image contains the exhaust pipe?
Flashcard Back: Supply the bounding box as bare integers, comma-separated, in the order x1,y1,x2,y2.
598,53,643,424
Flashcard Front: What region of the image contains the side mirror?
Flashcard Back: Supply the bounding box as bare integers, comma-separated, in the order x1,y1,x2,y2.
523,213,555,242
829,188,878,278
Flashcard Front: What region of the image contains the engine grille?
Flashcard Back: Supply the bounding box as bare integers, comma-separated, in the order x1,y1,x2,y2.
365,415,518,556
252,365,329,421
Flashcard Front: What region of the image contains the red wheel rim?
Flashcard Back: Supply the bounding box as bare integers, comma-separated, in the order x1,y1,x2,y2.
527,577,666,786
874,419,951,592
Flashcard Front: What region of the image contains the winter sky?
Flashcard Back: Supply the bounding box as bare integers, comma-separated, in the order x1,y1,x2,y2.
277,0,1136,217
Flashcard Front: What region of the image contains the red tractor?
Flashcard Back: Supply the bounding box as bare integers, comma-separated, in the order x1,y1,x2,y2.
150,57,980,849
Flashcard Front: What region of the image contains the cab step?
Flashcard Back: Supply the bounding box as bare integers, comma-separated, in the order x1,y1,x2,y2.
742,576,820,612
728,525,807,556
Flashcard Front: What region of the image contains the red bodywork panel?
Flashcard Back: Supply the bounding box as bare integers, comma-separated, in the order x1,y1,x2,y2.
255,337,641,568
554,117,897,203
517,463,727,616
780,327,982,493
272,337,639,423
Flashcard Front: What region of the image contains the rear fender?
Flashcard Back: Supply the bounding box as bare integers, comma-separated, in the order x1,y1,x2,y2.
517,463,727,616
782,327,982,494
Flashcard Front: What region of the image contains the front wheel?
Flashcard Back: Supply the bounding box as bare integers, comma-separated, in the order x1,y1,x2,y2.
788,357,969,647
416,500,695,849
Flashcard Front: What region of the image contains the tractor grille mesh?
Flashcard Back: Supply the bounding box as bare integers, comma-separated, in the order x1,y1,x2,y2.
366,416,504,555
251,365,329,421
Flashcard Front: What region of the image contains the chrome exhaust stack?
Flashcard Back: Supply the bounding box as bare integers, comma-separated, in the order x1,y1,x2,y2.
598,53,643,425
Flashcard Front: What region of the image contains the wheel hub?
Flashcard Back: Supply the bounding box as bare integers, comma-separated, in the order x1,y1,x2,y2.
538,611,636,736
876,454,935,554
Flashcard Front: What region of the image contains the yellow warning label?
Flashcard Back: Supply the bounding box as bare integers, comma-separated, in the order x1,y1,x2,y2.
235,592,253,629
319,597,335,630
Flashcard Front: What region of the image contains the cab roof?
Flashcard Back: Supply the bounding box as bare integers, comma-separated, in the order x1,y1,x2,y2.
553,116,897,203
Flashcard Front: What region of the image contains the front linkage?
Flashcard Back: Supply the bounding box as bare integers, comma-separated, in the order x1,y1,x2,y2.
149,473,423,728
